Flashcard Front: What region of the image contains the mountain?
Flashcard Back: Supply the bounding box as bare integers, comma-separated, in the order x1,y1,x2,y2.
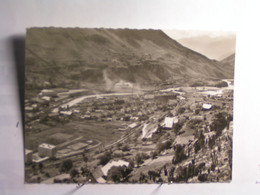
220,53,235,77
177,34,236,60
25,28,234,92
221,53,235,65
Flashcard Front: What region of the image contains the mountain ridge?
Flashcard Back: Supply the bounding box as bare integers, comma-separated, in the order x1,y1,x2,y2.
25,28,234,92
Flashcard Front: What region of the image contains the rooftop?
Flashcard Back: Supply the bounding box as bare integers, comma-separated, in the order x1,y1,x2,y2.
25,149,33,155
202,103,212,110
163,117,174,129
101,160,129,176
39,143,56,149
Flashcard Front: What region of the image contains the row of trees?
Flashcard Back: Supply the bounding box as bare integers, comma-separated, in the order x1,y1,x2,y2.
210,112,232,137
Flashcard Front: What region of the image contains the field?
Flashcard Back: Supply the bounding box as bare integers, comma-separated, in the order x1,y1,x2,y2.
25,120,130,152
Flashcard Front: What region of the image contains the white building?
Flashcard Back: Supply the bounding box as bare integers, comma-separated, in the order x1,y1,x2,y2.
41,96,51,101
101,160,129,176
162,117,174,129
128,122,138,129
39,89,57,97
60,111,72,116
202,103,212,110
173,116,179,124
38,143,56,158
190,115,203,121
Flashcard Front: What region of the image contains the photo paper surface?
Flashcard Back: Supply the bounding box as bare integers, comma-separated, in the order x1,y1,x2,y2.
24,27,235,184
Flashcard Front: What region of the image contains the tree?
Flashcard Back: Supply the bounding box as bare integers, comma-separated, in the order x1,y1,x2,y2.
37,176,41,183
82,153,88,162
210,112,228,137
156,140,172,154
39,163,43,170
122,145,130,152
107,166,122,182
107,166,133,183
59,159,73,173
45,172,50,178
177,107,186,115
129,159,135,168
39,162,44,173
148,170,160,180
135,153,148,166
215,81,228,88
174,166,186,182
174,123,183,134
198,174,208,182
194,131,205,153
150,151,158,159
172,145,186,164
117,142,123,148
70,168,79,178
99,152,112,166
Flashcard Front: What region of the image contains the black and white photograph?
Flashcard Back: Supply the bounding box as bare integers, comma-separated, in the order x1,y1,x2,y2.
24,27,235,184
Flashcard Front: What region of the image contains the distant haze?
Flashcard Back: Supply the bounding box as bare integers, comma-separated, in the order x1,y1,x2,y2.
164,29,236,61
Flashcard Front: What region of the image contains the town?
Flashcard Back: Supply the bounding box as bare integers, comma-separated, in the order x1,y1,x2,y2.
24,79,233,184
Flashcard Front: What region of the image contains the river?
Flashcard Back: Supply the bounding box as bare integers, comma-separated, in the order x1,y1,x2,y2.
52,92,137,113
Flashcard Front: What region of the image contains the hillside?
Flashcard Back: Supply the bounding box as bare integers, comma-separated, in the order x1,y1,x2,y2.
25,28,234,92
221,53,235,65
220,53,235,77
177,35,236,60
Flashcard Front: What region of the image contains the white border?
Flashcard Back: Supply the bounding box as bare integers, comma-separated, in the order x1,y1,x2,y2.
1,0,260,194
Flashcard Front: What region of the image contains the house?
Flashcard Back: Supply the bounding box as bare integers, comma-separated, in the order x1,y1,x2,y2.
41,96,51,101
141,123,158,139
96,177,106,184
72,109,80,113
39,89,57,97
173,116,179,124
190,115,203,121
202,103,212,110
101,160,129,176
25,149,33,163
32,104,38,109
128,122,138,129
130,116,139,121
25,106,33,111
80,114,91,119
38,143,56,158
162,117,174,129
177,96,186,100
48,112,59,117
60,111,72,116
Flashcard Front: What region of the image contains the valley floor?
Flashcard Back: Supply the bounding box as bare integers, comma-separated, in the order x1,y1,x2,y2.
24,80,233,184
